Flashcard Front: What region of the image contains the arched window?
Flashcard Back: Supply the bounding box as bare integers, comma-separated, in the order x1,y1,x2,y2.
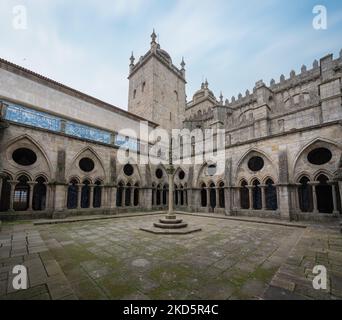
210,183,216,209
240,180,249,209
116,182,124,207
33,177,47,211
14,176,30,211
125,183,131,207
81,180,91,209
184,184,188,206
201,183,207,207
0,175,11,211
219,182,225,208
93,180,102,208
316,174,333,213
298,177,313,212
134,183,139,207
265,179,278,210
67,179,78,209
253,180,262,210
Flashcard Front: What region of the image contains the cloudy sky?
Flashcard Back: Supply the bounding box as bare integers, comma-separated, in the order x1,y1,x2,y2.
0,0,341,109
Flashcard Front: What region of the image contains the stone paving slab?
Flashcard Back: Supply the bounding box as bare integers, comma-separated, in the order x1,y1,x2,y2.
0,214,341,300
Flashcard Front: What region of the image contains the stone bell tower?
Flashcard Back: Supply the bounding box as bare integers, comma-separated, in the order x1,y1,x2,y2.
128,30,187,131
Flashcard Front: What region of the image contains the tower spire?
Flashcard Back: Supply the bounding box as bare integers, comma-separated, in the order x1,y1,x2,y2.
151,29,157,44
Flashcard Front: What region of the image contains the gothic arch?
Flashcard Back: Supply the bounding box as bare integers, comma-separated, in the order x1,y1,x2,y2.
4,134,53,179
67,146,106,182
292,138,342,181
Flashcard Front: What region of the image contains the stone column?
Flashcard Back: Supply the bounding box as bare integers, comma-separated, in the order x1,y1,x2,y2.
130,186,135,207
77,184,83,209
122,187,126,207
28,182,37,211
247,186,253,210
294,183,301,213
260,185,267,210
206,188,210,209
277,184,291,220
89,185,95,209
9,181,18,211
168,171,174,215
55,184,67,211
309,182,319,214
328,181,339,217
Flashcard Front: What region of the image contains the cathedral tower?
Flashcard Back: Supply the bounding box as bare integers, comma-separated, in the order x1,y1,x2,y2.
128,31,186,130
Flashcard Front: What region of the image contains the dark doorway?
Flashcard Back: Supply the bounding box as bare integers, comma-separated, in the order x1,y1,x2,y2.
81,180,90,209
163,186,167,206
298,177,313,212
0,175,11,211
67,179,78,209
32,177,47,211
253,180,262,210
265,179,278,210
219,182,225,208
93,181,102,208
125,183,131,206
316,174,333,213
116,183,123,207
201,183,207,207
157,185,161,206
240,180,249,209
14,176,30,211
210,183,216,209
134,183,139,207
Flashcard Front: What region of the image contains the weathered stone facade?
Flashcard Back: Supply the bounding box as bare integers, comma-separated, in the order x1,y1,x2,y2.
0,32,341,222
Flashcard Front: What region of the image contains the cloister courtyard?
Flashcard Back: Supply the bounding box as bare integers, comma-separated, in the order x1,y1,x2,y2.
0,212,342,300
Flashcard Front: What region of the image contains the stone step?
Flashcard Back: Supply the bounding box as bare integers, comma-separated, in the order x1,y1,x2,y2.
153,222,188,229
159,218,183,224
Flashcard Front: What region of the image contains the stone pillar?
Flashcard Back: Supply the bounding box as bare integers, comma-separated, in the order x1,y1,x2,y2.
122,187,126,207
9,181,18,211
309,182,319,214
247,186,253,210
215,187,220,209
277,184,291,220
77,184,83,209
168,172,174,215
55,184,67,211
43,182,50,210
131,187,135,207
294,183,301,213
28,182,37,211
260,185,267,210
89,185,95,209
328,182,339,217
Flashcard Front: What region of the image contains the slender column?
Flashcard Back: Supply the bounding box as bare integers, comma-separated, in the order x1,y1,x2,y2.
294,183,301,212
168,170,174,215
247,186,253,210
328,181,339,216
122,187,126,207
9,181,18,211
260,185,267,210
28,182,37,211
77,184,83,209
234,187,240,210
89,185,95,209
131,187,135,207
309,182,319,213
215,187,219,209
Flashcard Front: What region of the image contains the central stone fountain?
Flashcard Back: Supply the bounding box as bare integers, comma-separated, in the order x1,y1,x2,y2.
140,136,202,235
